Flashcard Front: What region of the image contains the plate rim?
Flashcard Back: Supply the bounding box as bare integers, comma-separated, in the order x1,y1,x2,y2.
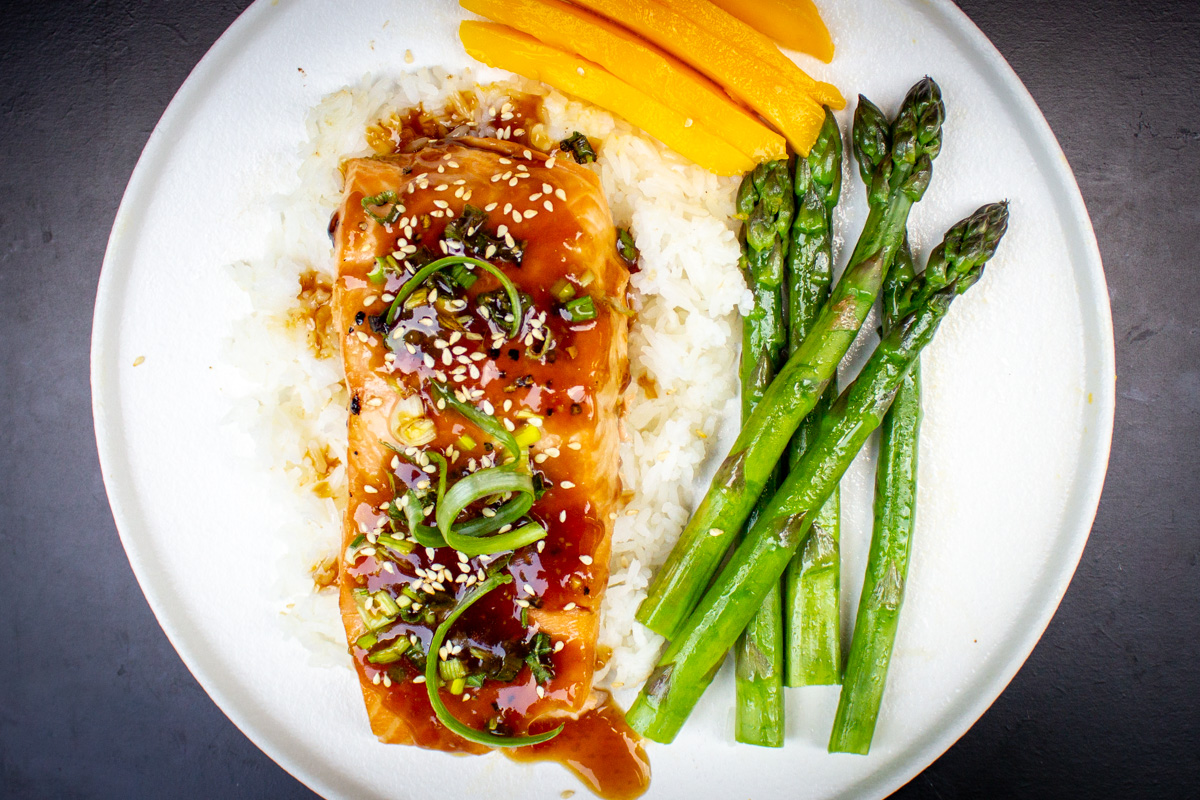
90,1,1115,798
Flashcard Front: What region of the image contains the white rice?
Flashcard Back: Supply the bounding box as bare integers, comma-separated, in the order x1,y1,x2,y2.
228,69,749,693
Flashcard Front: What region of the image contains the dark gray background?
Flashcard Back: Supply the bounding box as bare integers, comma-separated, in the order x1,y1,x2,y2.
2,0,1196,797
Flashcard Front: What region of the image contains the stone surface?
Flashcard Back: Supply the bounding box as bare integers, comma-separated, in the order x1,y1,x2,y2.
1,0,1196,797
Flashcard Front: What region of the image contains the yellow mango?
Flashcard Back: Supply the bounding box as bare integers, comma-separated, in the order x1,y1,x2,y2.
568,0,832,152
460,0,786,163
645,0,842,105
458,21,756,176
706,0,834,63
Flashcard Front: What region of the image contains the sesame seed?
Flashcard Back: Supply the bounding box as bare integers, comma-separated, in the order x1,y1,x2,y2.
523,209,538,220
536,685,546,698
579,554,592,565
523,583,535,595
563,602,577,611
543,200,554,212
545,157,556,169
554,641,564,652
568,442,582,450
555,188,567,201
534,453,548,464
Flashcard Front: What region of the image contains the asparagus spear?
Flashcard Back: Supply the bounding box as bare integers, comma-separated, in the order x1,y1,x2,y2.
637,78,945,640
784,96,896,686
732,160,793,747
782,107,844,688
626,202,1010,742
828,201,1008,752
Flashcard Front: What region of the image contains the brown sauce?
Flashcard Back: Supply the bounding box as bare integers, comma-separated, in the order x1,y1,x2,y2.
509,701,650,800
366,89,546,156
288,269,336,359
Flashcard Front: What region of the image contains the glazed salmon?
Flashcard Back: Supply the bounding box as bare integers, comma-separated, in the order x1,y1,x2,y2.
330,135,632,755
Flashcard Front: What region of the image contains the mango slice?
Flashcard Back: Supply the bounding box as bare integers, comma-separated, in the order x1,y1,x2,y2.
461,0,786,163
568,0,834,152
459,21,756,175
706,0,835,63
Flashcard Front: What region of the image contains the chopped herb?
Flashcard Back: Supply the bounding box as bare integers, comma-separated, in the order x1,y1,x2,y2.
367,314,391,335
465,673,486,689
525,632,555,684
559,132,596,164
442,204,525,264
616,228,639,265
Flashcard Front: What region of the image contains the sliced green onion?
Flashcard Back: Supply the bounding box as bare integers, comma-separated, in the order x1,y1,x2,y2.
438,466,547,556
387,256,522,339
403,489,447,549
452,491,534,539
514,424,541,448
362,190,402,225
439,657,468,681
355,631,379,650
354,588,398,630
578,269,597,288
550,278,576,303
344,533,367,563
457,434,478,451
465,673,486,689
368,257,388,284
431,381,519,459
425,573,563,747
449,677,467,695
564,295,597,322
367,637,412,664
376,534,414,556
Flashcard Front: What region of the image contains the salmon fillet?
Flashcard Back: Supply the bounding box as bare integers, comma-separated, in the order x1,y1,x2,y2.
331,135,629,752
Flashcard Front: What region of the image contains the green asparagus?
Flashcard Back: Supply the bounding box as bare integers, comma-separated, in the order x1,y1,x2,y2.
828,202,1008,753
626,201,1010,743
782,107,844,688
732,160,794,747
826,235,918,754
637,78,945,641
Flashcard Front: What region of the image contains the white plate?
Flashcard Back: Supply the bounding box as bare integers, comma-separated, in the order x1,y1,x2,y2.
91,1,1114,798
